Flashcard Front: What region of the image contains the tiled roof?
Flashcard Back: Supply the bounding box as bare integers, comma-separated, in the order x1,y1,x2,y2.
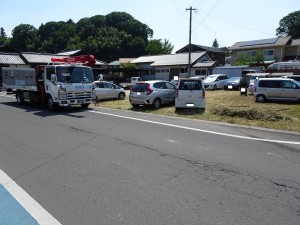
22,52,63,63
0,53,25,65
150,52,207,66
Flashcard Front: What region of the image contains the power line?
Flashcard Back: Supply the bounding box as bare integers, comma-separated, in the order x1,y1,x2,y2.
195,9,274,36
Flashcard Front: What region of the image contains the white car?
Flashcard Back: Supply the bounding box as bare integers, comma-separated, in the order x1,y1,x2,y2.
203,74,228,90
175,78,205,109
93,81,126,101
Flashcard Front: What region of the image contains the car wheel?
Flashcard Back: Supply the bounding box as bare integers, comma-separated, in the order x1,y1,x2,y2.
118,92,125,100
47,96,57,111
213,84,217,90
153,98,161,109
256,94,266,103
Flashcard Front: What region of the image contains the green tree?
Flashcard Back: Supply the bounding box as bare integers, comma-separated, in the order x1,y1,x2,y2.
233,50,265,66
212,38,219,48
147,39,174,55
10,24,39,51
276,10,300,38
0,27,7,45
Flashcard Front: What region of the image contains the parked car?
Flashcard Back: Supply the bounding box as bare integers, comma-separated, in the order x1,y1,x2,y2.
170,79,179,86
175,78,205,109
203,74,228,90
129,80,176,109
253,78,300,102
224,77,242,90
247,73,270,93
93,81,126,101
281,75,300,82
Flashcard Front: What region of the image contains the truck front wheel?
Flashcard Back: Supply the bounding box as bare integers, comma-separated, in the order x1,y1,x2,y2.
47,96,57,111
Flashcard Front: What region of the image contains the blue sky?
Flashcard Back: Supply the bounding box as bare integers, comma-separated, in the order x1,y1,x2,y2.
0,0,299,52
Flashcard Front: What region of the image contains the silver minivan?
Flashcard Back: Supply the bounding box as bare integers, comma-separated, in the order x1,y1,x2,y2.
129,80,176,109
254,78,300,102
175,78,206,109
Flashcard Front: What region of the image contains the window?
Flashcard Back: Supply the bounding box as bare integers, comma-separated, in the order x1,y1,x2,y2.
247,50,257,56
166,82,175,89
46,67,55,80
259,80,279,88
153,82,167,89
280,80,296,89
196,70,207,75
180,68,188,73
179,80,202,90
288,49,292,55
155,69,160,73
264,49,274,56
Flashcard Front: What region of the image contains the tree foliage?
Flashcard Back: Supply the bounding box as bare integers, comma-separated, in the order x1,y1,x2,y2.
4,11,161,62
212,38,219,48
0,27,8,45
10,24,39,51
147,39,174,55
233,50,264,66
276,10,300,39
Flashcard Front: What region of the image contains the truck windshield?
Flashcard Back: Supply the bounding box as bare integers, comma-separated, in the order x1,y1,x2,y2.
56,66,94,83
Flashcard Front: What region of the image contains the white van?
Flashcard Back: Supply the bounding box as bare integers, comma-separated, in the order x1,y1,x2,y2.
175,78,205,109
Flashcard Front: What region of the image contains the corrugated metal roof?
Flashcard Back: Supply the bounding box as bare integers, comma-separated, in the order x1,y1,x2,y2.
57,50,84,56
230,37,291,50
22,53,63,63
130,55,162,64
150,52,206,66
0,53,25,65
193,61,216,68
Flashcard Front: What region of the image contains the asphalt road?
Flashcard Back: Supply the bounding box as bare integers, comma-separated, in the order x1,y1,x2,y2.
0,93,300,225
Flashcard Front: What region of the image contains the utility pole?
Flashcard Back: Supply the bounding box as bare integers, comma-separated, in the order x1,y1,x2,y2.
186,6,196,77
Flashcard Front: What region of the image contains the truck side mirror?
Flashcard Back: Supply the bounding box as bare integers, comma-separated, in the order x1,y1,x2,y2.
51,74,57,83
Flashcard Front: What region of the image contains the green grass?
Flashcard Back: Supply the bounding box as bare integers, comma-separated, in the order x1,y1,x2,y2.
93,90,300,132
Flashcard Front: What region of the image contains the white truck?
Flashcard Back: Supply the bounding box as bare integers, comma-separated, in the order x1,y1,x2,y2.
119,77,143,89
2,55,95,110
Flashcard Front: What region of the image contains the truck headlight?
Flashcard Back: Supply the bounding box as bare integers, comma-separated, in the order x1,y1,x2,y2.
59,86,67,99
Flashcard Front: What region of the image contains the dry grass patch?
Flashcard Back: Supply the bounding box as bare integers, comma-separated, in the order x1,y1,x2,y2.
93,90,300,132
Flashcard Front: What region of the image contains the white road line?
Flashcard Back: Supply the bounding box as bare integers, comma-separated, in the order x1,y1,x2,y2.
0,169,62,225
90,110,300,145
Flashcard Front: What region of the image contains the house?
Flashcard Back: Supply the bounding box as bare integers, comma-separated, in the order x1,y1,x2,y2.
230,37,300,64
130,52,216,81
176,44,225,65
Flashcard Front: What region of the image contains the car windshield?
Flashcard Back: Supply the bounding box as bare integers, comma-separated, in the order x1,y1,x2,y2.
56,66,94,83
204,75,217,82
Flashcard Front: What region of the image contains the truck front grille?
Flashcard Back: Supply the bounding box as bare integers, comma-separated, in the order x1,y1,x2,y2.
66,91,92,99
